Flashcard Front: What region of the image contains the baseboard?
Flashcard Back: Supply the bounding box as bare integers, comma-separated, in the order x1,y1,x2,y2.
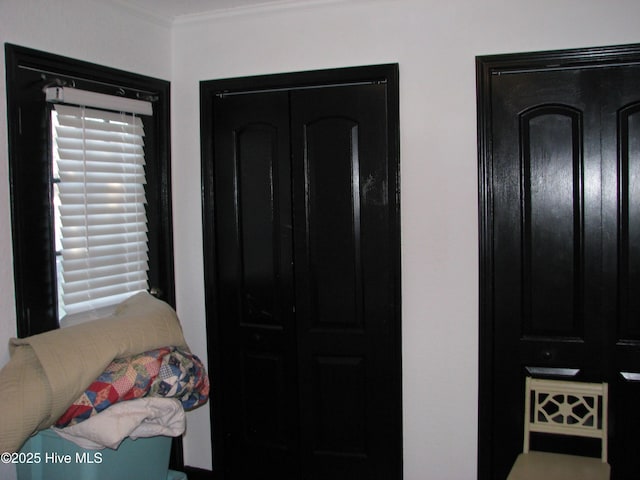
183,465,215,479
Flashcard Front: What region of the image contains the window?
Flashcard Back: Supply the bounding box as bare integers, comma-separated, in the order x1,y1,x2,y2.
51,101,150,319
5,44,174,336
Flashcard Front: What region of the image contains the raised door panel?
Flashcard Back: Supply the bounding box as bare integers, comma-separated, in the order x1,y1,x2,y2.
312,356,367,455
303,117,363,330
236,125,286,328
618,103,640,342
241,352,288,447
521,106,583,336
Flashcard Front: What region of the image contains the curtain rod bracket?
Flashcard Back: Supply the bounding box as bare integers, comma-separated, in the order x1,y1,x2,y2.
137,92,159,102
41,76,75,92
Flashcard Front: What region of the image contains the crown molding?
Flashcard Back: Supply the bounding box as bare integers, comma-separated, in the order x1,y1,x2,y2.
102,0,372,28
101,0,174,28
173,0,352,25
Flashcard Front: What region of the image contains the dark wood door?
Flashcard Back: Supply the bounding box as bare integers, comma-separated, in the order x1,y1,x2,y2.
202,66,401,480
290,84,398,480
603,64,640,478
211,91,300,478
478,45,640,479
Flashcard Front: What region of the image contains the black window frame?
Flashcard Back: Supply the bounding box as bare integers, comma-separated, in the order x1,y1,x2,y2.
5,43,175,337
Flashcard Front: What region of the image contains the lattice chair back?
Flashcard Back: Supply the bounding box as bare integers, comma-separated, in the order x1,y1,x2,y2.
523,377,608,462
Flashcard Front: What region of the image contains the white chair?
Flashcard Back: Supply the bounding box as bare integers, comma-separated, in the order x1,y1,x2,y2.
507,376,610,480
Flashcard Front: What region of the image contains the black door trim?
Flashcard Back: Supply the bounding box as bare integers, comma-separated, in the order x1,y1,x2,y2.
200,63,401,479
477,42,640,479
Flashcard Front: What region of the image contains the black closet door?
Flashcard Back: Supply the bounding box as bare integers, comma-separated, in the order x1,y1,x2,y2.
290,84,398,480
478,47,640,479
205,65,400,480
212,91,300,478
207,75,401,480
488,67,604,479
603,65,640,477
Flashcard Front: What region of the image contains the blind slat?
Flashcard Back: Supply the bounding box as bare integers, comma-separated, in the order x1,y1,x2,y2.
59,193,147,205
56,118,144,136
57,150,145,164
63,271,148,294
55,125,145,143
57,139,144,154
62,231,148,249
61,252,149,273
61,223,148,238
61,242,148,262
62,281,149,315
59,203,147,217
59,212,147,227
62,260,148,283
59,172,146,184
54,103,148,124
62,292,142,316
57,160,145,175
57,183,145,195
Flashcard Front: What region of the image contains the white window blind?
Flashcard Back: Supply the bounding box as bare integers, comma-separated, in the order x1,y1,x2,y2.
52,103,150,317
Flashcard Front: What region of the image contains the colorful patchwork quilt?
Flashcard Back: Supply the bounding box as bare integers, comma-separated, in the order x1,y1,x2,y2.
56,347,209,428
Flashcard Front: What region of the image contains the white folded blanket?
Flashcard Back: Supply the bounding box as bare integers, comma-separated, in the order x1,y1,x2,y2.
51,397,185,450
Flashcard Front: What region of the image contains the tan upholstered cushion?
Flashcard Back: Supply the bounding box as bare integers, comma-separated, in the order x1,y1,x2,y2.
508,451,610,480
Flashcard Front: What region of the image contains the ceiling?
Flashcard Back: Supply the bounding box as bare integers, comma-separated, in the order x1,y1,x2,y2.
111,0,342,22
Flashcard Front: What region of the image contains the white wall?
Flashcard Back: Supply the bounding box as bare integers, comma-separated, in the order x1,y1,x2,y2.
2,0,640,478
170,0,640,477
